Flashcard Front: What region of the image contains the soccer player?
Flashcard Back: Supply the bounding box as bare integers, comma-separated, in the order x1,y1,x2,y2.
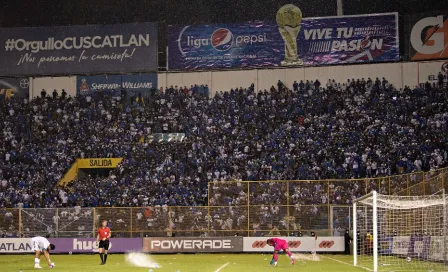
31,236,55,269
267,238,295,266
97,220,111,265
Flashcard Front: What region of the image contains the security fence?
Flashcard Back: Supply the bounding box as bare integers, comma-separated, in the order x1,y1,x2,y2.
0,168,446,238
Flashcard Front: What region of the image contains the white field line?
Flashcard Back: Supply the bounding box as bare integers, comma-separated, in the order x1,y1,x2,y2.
214,262,230,272
323,256,373,271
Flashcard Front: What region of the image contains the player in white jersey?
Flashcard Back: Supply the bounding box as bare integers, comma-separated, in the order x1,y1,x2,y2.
31,236,56,269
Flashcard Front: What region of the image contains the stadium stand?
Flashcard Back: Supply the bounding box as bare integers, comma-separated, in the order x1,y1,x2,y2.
0,77,447,211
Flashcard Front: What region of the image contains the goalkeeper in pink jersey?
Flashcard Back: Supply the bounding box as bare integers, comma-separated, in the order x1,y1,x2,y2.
267,238,295,266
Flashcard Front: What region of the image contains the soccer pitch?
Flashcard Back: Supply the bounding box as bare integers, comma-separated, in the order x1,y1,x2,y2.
0,254,365,272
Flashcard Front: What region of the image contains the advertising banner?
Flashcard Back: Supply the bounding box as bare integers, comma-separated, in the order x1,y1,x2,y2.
0,238,33,253
387,236,448,261
52,238,142,253
391,236,410,255
243,237,344,252
147,133,186,143
77,75,122,96
405,13,448,61
0,77,30,100
0,23,158,76
143,237,243,253
417,60,448,85
76,74,158,96
168,10,398,70
76,158,123,169
121,74,158,97
0,238,142,253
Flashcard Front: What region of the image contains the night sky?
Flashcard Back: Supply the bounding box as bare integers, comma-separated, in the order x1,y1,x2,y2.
0,0,444,68
0,0,444,28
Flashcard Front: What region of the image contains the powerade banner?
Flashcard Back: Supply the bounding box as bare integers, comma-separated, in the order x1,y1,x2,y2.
76,74,157,96
0,23,158,76
405,12,448,61
0,77,30,100
0,238,142,253
143,237,243,253
168,12,398,70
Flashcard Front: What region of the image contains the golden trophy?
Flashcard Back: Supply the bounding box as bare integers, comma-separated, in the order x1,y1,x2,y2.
276,4,303,66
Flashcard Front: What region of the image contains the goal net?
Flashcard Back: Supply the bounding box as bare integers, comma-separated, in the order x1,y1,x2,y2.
353,190,447,272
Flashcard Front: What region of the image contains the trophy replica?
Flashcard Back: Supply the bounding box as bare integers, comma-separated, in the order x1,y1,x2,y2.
276,4,303,66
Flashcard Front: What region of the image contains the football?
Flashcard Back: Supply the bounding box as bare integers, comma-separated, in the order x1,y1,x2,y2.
406,257,411,263
49,262,55,268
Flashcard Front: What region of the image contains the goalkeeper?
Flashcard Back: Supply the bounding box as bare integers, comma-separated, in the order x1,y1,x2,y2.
267,238,295,266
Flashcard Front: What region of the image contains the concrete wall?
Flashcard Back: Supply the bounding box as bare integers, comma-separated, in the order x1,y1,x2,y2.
158,61,437,96
29,76,77,99
29,61,445,99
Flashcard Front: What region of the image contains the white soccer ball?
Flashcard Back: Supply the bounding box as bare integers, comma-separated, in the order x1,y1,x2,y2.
69,251,72,255
49,262,55,268
406,257,411,263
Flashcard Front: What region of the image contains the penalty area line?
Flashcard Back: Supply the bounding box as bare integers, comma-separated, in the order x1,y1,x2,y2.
214,262,230,272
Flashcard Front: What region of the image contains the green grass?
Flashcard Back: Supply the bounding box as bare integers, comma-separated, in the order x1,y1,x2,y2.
0,253,366,272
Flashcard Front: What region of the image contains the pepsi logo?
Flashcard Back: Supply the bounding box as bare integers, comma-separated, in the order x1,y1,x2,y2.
360,36,371,50
211,28,233,51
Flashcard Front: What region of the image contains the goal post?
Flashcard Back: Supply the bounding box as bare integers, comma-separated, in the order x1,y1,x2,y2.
353,190,448,272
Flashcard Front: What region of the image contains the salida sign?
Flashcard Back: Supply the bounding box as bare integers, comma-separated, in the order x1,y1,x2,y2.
76,158,123,169
143,237,243,253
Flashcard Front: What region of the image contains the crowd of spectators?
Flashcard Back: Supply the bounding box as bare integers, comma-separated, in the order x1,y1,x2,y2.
0,77,447,211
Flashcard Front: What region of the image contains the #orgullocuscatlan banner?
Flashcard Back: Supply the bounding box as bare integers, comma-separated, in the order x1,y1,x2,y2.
168,5,398,70
0,22,158,76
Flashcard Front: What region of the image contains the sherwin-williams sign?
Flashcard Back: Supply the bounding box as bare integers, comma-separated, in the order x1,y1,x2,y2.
76,74,157,96
0,23,158,75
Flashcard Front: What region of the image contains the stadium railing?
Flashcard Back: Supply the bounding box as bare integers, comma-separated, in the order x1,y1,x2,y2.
0,168,446,238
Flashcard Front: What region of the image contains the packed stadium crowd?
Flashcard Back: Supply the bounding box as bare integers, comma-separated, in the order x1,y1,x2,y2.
0,77,447,211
